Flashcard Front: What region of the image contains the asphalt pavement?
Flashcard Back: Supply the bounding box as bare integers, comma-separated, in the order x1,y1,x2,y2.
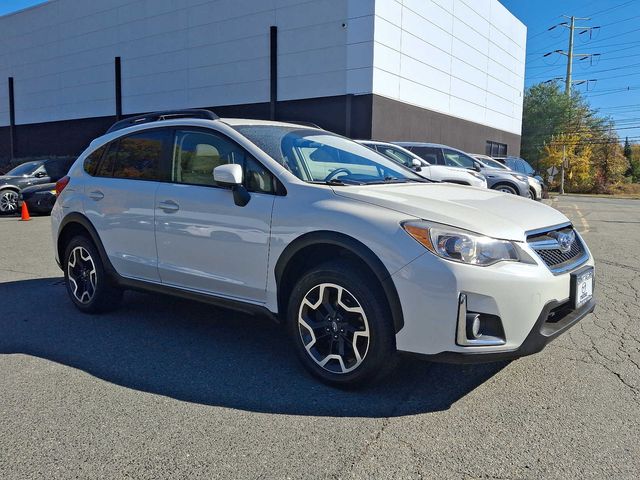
0,195,639,479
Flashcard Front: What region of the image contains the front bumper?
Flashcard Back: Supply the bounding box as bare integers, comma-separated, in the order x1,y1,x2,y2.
392,242,595,360
422,296,595,363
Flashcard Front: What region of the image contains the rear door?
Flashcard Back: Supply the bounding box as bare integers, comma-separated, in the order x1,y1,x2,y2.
83,128,172,282
154,128,276,303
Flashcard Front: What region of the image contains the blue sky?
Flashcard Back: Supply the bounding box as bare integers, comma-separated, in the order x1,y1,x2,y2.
501,0,640,141
3,0,640,140
0,0,46,16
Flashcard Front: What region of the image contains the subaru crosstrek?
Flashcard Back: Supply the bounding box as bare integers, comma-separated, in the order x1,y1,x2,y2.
52,110,596,387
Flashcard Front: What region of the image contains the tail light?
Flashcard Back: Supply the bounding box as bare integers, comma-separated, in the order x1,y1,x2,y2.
55,176,70,195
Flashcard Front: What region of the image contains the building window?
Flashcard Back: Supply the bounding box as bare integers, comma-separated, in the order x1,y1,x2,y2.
486,141,507,157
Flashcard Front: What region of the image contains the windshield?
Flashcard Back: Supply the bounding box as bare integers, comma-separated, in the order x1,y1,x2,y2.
443,149,476,169
233,126,424,185
6,161,42,176
479,157,509,170
375,144,428,167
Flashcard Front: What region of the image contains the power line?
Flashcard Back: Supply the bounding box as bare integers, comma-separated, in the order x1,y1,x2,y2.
582,26,640,46
600,14,640,27
585,0,638,17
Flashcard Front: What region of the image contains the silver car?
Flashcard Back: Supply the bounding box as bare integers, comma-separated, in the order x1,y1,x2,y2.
394,142,530,197
473,154,543,201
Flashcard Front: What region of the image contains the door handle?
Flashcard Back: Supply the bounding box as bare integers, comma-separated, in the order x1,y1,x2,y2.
158,200,179,213
89,190,104,201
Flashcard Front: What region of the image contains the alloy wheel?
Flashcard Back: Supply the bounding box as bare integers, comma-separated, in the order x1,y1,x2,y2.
497,186,517,195
297,283,370,374
67,246,97,304
0,191,18,213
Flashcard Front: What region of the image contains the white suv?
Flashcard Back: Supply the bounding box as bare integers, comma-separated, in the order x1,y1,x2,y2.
52,110,596,387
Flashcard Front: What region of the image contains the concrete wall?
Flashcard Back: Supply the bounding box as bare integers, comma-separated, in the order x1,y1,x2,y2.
371,0,526,136
0,0,375,127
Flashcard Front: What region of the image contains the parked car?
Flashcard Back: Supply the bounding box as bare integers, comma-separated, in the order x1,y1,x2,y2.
0,158,75,214
52,109,595,387
17,182,58,215
394,142,530,197
357,140,487,188
473,154,544,200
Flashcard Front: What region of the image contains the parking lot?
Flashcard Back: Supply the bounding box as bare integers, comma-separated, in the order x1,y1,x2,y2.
0,195,638,479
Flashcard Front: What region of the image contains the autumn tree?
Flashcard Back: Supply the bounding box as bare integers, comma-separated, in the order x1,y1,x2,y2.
540,133,593,192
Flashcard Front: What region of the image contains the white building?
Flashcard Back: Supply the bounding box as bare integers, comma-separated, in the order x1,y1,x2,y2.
0,0,526,159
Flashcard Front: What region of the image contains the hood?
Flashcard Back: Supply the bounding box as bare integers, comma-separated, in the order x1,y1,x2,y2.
332,183,569,242
481,168,525,180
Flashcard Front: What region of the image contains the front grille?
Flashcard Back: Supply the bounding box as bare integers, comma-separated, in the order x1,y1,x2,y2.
527,225,588,274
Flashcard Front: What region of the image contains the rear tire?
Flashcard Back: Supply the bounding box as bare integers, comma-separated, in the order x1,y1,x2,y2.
63,235,122,313
287,260,396,387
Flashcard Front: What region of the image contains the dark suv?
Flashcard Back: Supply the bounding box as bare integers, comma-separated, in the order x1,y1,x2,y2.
0,158,75,214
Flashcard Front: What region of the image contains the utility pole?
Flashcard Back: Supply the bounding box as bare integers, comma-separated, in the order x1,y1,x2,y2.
560,144,566,195
544,16,598,194
565,16,575,95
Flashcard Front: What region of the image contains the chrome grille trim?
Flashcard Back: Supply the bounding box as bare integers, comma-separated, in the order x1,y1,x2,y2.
526,225,589,275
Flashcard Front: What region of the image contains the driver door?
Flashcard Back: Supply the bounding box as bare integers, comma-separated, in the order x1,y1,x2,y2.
154,128,276,303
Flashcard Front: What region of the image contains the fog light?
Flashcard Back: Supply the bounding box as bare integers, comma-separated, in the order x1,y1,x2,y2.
468,314,481,338
457,294,506,347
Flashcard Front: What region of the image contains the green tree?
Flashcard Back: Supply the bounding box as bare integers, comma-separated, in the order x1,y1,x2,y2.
521,81,605,170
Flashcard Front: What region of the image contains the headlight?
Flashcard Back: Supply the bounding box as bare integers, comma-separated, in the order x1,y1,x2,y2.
402,221,522,266
469,171,485,180
513,174,528,182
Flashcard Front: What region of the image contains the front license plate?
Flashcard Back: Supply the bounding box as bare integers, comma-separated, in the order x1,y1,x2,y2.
572,267,594,309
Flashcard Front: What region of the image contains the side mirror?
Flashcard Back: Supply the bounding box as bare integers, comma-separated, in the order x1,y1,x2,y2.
213,164,250,207
473,162,482,172
34,171,47,178
411,158,422,172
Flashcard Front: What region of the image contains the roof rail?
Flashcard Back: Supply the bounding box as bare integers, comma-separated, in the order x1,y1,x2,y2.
282,120,322,129
106,109,219,133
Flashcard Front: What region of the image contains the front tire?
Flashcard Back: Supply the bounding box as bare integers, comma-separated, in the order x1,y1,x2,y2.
63,235,122,313
287,260,396,387
0,190,18,214
494,184,518,195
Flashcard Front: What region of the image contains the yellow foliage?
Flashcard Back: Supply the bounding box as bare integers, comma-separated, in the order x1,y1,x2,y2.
540,133,593,191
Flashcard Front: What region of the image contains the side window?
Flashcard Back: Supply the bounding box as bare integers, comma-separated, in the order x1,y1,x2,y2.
410,147,443,165
112,130,169,181
83,146,106,176
173,130,275,194
97,141,118,177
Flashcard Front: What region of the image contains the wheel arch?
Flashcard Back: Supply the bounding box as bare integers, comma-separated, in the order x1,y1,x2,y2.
274,231,404,333
491,181,519,193
57,213,116,275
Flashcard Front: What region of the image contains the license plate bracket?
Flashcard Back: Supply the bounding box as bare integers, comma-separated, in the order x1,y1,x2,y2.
571,266,594,309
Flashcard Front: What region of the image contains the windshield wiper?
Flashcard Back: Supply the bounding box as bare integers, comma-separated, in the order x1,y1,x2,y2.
323,178,363,186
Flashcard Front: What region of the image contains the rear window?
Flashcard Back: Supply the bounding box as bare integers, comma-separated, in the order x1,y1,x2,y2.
83,146,106,176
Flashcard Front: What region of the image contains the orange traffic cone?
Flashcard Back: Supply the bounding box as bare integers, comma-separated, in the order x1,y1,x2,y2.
20,202,31,221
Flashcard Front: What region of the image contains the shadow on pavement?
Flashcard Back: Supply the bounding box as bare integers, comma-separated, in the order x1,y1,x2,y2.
0,277,508,418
